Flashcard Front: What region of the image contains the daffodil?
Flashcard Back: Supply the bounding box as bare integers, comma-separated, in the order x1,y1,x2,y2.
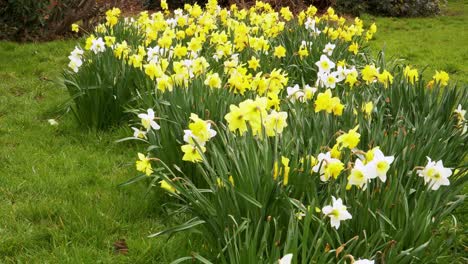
264,111,288,137
454,104,466,122
348,42,359,55
71,23,79,33
323,42,336,56
138,109,161,130
366,149,394,182
278,254,293,264
348,159,372,189
132,127,147,139
313,152,344,181
404,66,419,84
188,113,216,144
248,56,260,71
136,153,153,176
355,259,375,264
363,101,373,118
315,54,335,73
322,196,352,229
417,157,452,190
160,180,176,193
90,37,105,54
433,70,449,86
181,144,206,163
274,45,286,58
336,126,360,149
204,72,222,89
224,105,248,134
378,70,393,88
361,65,379,84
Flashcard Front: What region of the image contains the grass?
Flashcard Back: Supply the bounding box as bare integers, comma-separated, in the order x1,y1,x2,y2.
0,1,466,262
0,41,198,263
365,0,468,84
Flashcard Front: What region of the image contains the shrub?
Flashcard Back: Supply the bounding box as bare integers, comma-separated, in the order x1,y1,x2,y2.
64,1,467,262
0,0,104,41
334,0,442,17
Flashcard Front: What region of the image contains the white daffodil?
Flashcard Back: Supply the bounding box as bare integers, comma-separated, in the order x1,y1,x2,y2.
355,259,375,264
322,196,352,229
303,84,317,101
304,17,316,31
132,127,147,139
323,42,336,56
90,37,106,54
417,157,452,190
48,119,58,126
279,253,293,264
454,104,466,121
70,46,84,58
320,71,339,89
138,108,161,130
68,46,84,73
348,159,372,189
287,84,304,102
315,54,335,74
367,149,394,182
68,56,83,73
335,66,347,82
312,152,343,182
147,46,162,63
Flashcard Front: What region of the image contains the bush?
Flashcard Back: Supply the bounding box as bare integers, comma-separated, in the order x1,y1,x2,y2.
0,0,105,41
63,1,467,262
334,0,442,17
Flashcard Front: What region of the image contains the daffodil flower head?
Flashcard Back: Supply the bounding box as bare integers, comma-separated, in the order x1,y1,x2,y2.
264,110,288,137
348,159,372,189
322,196,352,229
417,157,452,190
188,113,216,143
278,253,293,264
132,127,147,139
433,70,449,86
138,108,161,130
136,153,153,176
366,149,394,182
160,180,176,193
315,54,335,73
336,126,360,149
313,152,344,182
181,144,206,163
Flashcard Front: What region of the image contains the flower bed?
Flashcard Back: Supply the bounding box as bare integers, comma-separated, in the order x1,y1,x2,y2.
63,1,467,263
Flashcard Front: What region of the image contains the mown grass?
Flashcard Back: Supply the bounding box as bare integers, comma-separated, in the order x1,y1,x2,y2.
0,41,198,263
366,0,468,84
0,1,466,262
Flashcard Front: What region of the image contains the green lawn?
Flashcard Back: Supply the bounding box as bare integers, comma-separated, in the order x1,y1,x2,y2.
0,41,196,263
0,1,466,262
366,0,468,84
